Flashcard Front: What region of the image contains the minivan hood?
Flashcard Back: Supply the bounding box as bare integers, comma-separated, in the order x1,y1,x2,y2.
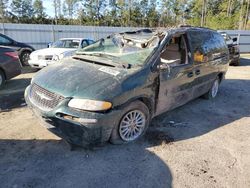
32,58,128,99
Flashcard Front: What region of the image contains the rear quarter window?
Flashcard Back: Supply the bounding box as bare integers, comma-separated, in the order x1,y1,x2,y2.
189,30,227,55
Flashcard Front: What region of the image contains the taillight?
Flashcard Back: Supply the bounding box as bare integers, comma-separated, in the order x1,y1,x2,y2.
4,51,19,60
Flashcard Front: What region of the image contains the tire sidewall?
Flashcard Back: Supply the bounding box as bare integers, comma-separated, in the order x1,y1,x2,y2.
207,77,220,99
110,101,150,144
0,70,5,88
21,51,31,66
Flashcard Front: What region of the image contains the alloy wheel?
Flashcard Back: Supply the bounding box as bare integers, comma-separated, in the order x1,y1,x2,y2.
211,79,219,98
119,110,146,142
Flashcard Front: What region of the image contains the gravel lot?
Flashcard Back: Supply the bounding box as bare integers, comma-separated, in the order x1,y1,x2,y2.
0,55,250,188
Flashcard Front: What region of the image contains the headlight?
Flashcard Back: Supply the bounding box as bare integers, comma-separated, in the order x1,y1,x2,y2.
53,55,59,61
59,53,64,59
53,54,65,61
68,99,112,111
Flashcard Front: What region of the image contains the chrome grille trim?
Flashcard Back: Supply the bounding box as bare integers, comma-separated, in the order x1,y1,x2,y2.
30,84,64,111
38,55,53,60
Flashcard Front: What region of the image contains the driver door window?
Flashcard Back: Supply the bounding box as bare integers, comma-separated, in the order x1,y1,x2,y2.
160,35,188,66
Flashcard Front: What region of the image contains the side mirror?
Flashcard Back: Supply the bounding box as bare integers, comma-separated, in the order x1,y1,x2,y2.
232,37,237,42
157,63,170,70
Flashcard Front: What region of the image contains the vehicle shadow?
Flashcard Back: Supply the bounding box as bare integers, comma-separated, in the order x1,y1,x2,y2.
0,138,173,188
0,78,31,111
21,66,38,74
239,57,250,66
149,78,250,143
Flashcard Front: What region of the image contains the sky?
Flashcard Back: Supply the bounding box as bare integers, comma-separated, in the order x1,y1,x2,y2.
43,0,55,17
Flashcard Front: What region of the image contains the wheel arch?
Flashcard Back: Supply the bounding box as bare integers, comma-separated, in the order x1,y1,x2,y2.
118,96,154,118
20,48,32,56
0,67,6,79
217,72,224,83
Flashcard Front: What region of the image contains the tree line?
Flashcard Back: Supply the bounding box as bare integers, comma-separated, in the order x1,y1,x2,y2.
0,0,249,30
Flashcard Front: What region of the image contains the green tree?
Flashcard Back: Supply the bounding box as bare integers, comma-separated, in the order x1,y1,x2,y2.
0,0,8,22
80,0,107,26
11,0,34,23
64,0,79,19
33,0,47,23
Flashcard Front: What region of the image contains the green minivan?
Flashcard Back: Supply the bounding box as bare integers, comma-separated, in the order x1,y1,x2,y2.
25,26,229,147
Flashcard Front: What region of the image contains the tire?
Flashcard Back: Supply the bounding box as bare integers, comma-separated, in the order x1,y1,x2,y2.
0,70,5,88
234,59,240,66
203,77,220,100
110,101,150,145
20,51,31,66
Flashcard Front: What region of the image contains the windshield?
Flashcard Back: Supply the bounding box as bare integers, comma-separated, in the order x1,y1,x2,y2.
76,33,160,67
52,39,80,48
220,33,231,42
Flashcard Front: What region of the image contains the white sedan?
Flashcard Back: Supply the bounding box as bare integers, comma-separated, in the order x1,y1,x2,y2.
28,38,94,68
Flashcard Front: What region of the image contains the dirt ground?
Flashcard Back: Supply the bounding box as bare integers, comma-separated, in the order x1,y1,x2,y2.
0,55,250,188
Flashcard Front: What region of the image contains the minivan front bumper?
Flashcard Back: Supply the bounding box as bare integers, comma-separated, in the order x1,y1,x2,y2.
24,85,121,147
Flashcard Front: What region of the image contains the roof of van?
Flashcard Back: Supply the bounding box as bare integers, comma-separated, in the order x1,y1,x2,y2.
118,26,216,38
167,25,216,33
113,26,216,45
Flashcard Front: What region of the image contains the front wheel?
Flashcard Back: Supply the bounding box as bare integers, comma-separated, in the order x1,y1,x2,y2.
20,51,31,66
203,77,220,99
110,101,150,144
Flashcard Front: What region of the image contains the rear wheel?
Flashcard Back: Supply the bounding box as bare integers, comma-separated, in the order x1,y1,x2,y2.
20,51,31,66
0,70,5,88
110,101,150,144
203,77,220,99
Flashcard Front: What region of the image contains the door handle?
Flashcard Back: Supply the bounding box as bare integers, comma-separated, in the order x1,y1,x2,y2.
195,69,201,75
187,72,193,78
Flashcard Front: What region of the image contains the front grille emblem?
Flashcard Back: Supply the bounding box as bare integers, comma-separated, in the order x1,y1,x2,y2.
36,90,53,101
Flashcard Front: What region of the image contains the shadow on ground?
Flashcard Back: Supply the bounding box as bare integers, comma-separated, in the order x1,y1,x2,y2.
149,78,250,144
21,66,38,74
239,57,250,66
0,78,31,111
0,138,173,188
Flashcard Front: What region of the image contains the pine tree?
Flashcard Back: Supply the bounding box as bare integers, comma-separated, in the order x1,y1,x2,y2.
11,0,34,23
0,0,8,22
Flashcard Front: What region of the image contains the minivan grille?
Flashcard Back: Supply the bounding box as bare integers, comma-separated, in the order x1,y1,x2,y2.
30,84,64,111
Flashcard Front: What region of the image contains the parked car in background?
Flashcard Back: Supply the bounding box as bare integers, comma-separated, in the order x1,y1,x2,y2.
0,47,22,88
218,31,240,66
0,33,35,66
28,38,95,69
25,27,229,147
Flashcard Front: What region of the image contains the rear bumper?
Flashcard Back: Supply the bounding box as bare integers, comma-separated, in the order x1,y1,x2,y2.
2,59,22,80
24,85,121,147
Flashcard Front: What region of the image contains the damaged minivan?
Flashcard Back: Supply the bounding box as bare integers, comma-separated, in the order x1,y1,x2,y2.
25,26,229,147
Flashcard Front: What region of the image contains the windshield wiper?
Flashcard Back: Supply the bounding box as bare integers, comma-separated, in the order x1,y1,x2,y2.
76,52,116,59
74,52,132,69
73,56,116,67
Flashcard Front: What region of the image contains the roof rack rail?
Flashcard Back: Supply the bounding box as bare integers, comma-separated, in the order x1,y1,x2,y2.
178,24,193,27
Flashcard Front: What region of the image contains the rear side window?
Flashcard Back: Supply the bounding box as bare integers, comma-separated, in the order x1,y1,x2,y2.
0,35,12,45
189,30,226,55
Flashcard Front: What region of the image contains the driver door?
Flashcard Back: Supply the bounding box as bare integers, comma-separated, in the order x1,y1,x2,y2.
156,33,196,115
